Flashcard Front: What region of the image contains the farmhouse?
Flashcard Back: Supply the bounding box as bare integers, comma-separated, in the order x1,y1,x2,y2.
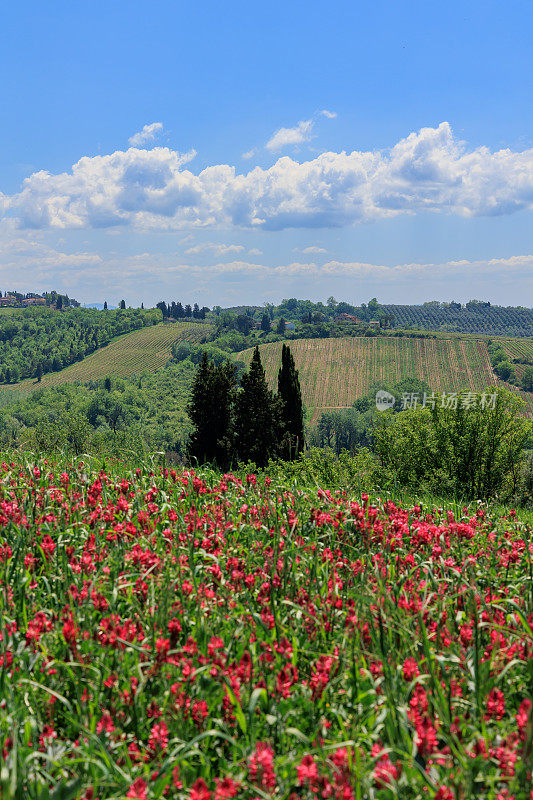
368,320,381,329
335,313,359,324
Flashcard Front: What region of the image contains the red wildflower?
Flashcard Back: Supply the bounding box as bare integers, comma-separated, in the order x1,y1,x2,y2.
214,776,240,798
127,777,148,799
249,742,276,790
189,779,211,800
297,754,319,784
148,719,168,755
486,688,505,720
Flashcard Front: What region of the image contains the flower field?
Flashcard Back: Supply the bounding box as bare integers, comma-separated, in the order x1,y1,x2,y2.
0,458,531,799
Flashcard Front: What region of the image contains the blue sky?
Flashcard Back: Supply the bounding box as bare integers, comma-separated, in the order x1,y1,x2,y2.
0,0,532,307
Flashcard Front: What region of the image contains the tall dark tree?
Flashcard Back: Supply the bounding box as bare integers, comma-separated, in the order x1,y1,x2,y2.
120,299,126,310
103,301,108,310
56,295,63,310
235,347,282,467
277,317,286,335
261,313,271,333
36,362,43,382
187,352,236,468
277,344,304,459
236,314,254,335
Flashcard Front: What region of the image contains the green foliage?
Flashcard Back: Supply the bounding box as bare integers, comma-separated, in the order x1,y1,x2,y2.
380,301,533,336
374,387,532,499
187,353,237,468
310,407,374,453
0,305,159,383
277,343,304,459
267,445,382,492
494,360,516,381
0,360,196,455
260,312,271,332
521,366,533,391
235,346,283,468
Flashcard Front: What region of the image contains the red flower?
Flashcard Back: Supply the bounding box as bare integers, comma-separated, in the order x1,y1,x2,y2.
214,776,240,798
249,742,276,790
402,657,420,681
189,779,211,800
486,688,505,720
127,777,148,799
297,754,319,784
148,719,168,755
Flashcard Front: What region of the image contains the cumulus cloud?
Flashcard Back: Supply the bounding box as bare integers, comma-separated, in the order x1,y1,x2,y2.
185,242,245,256
266,119,315,151
101,252,533,280
299,245,328,254
266,109,337,151
3,123,533,232
242,149,257,160
128,122,164,147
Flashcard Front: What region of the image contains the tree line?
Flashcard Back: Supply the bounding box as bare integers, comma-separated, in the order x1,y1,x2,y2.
156,301,209,320
0,306,159,384
187,344,304,468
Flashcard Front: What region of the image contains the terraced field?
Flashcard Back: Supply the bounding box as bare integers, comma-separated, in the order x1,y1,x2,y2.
238,336,500,418
9,321,212,393
498,338,533,362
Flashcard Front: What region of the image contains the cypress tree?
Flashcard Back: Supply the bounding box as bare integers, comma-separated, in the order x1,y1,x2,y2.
187,352,236,468
260,313,271,333
235,347,282,467
277,344,304,459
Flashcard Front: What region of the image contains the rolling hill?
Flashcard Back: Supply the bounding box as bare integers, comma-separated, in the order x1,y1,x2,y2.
238,336,533,418
8,321,213,394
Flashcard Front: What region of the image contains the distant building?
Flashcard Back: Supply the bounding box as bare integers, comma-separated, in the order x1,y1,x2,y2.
368,320,381,329
335,313,359,324
285,322,296,331
22,297,47,305
0,296,16,306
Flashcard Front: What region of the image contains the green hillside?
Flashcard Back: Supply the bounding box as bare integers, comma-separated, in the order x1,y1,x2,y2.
238,335,533,418
7,321,213,394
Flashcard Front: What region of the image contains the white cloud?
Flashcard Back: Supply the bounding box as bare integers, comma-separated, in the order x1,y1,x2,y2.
266,119,315,151
185,242,245,256
128,122,164,148
3,123,533,233
265,110,337,151
299,245,327,254
248,247,263,255
242,149,257,160
102,252,533,279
